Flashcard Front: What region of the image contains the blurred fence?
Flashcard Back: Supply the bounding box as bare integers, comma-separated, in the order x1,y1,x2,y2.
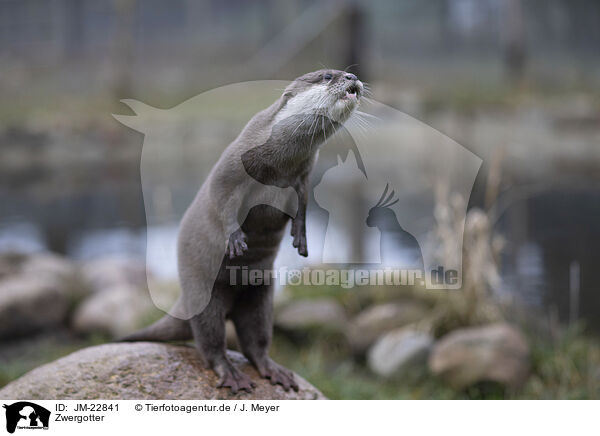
1,0,599,87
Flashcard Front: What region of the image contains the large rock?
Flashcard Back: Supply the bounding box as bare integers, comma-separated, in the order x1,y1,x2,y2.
275,298,347,333
429,323,530,389
0,343,325,400
20,253,80,288
0,252,84,339
81,257,148,294
347,301,428,353
0,253,26,280
0,276,71,340
0,252,79,287
72,285,159,338
368,328,433,378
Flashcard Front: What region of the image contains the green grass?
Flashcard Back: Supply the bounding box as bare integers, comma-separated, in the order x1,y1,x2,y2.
0,333,108,388
522,324,600,399
269,323,600,399
270,331,457,399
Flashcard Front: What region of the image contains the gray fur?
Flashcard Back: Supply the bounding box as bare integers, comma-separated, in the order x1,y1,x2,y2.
120,70,363,393
120,314,191,342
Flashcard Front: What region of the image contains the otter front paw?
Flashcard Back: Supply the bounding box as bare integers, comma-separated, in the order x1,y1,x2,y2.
227,229,248,259
291,221,308,257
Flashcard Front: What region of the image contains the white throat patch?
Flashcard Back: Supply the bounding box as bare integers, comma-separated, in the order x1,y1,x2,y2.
274,85,332,124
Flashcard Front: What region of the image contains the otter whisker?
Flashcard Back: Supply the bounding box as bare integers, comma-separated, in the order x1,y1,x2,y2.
326,116,336,139
308,113,320,145
290,116,308,137
351,118,369,135
308,94,331,144
344,63,359,72
361,96,377,106
344,115,369,140
360,85,373,98
305,109,320,138
355,110,380,121
350,112,372,133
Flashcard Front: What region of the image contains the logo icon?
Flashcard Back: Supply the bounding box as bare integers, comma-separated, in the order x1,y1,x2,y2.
3,402,50,434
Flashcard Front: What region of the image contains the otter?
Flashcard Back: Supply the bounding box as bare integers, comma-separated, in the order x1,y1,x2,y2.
120,70,363,393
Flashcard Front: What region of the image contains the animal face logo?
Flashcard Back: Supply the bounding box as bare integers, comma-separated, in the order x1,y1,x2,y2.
3,402,50,434
113,79,481,318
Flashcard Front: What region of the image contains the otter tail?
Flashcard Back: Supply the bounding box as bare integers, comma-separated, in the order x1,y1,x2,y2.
118,315,192,342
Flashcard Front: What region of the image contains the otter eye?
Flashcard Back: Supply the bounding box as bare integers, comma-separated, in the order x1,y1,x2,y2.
323,73,332,81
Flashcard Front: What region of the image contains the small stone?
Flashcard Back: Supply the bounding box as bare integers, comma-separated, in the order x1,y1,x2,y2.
81,257,149,294
368,328,433,378
275,298,347,333
72,285,158,338
429,323,530,390
20,253,78,285
347,301,428,353
0,276,70,340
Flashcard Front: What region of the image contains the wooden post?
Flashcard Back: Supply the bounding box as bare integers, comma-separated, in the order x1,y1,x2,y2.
345,2,366,80
569,260,580,326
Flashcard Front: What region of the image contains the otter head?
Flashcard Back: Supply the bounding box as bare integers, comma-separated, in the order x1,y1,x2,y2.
277,69,363,125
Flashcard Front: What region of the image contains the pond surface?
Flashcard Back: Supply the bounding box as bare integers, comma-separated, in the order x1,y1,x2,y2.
498,188,600,331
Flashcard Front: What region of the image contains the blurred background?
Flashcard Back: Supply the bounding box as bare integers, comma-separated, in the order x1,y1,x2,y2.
0,0,599,399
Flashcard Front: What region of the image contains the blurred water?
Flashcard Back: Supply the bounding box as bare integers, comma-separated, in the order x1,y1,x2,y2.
498,242,545,306
0,211,416,279
0,221,46,254
496,189,600,330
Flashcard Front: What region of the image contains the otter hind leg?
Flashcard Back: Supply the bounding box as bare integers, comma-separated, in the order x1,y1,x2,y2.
189,287,256,394
231,284,299,392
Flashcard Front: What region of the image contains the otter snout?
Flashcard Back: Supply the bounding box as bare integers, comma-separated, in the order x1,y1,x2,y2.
332,72,362,120
343,81,361,100
344,73,359,93
339,73,363,103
